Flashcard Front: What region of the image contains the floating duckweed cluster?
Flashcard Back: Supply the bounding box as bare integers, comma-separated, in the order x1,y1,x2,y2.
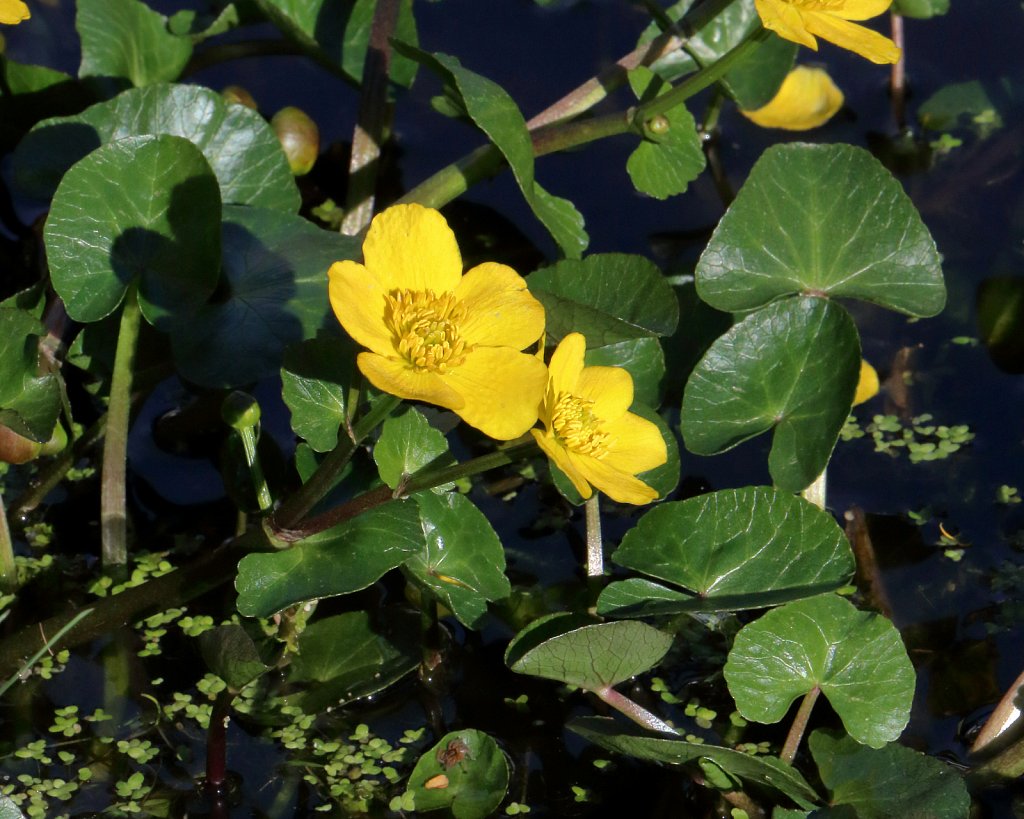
89,552,175,597
841,413,974,462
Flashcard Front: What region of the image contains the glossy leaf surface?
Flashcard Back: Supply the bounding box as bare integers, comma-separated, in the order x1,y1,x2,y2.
281,337,357,452
697,144,945,316
0,309,62,442
584,337,665,407
725,595,914,748
681,296,860,491
374,407,452,490
405,730,509,819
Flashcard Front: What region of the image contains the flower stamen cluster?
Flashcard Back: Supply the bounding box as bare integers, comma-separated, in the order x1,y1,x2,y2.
551,393,610,458
384,289,472,373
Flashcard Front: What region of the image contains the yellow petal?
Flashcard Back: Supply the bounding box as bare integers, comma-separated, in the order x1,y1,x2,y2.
0,0,29,24
853,359,880,405
741,66,844,131
357,352,465,410
548,333,586,395
568,451,659,505
328,260,393,357
574,366,634,422
602,411,668,475
444,347,548,440
361,204,463,294
803,11,901,63
532,429,594,499
754,0,819,50
454,262,546,349
832,0,893,22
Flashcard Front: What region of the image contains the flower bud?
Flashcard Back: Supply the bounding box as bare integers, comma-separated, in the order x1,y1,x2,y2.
271,106,320,176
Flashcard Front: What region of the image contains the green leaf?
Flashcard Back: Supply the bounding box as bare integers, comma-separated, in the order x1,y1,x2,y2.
43,134,222,325
977,275,1024,374
14,83,299,212
584,337,665,407
809,730,969,818
394,43,587,258
680,296,860,491
891,0,949,19
253,0,419,87
198,624,271,691
569,717,820,810
601,487,853,616
918,78,1013,135
289,610,419,711
405,730,509,819
529,254,679,346
169,205,359,387
723,33,797,110
281,337,357,452
626,68,705,199
76,0,193,91
235,499,423,618
405,492,511,628
374,407,452,490
505,613,672,690
0,59,92,154
724,595,915,748
0,309,62,443
697,143,945,317
0,795,25,819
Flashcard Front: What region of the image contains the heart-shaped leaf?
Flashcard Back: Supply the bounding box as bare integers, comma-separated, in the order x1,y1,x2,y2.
281,336,358,452
809,729,969,817
374,407,452,491
0,309,62,442
405,492,511,629
724,595,915,748
404,730,509,819
600,487,853,616
43,134,222,325
506,613,672,691
528,253,679,346
235,499,423,618
569,717,820,809
288,609,419,711
681,296,860,491
169,205,359,387
14,83,299,212
394,43,587,259
198,624,271,692
77,0,192,92
696,143,945,317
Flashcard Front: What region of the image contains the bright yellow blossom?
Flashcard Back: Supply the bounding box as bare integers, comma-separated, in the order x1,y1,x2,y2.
0,0,29,24
532,333,667,505
741,66,844,130
328,204,548,441
853,359,879,405
754,0,901,65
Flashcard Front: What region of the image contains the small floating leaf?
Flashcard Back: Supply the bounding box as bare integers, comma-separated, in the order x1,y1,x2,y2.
404,730,509,819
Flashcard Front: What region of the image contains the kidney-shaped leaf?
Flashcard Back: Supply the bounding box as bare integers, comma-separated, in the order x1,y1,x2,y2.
809,729,968,818
603,488,853,615
0,309,62,442
169,205,359,387
405,729,509,819
697,143,945,317
570,717,820,809
506,613,672,691
724,595,915,748
235,499,423,618
15,83,299,212
44,134,222,325
405,492,511,629
681,296,860,491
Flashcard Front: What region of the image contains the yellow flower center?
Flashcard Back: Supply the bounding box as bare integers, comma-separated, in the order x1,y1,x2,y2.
384,289,472,373
551,392,609,458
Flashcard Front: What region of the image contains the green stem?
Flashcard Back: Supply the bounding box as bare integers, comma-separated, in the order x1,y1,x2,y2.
0,491,16,594
397,144,504,211
780,686,820,764
269,394,402,532
0,608,93,698
585,494,603,578
240,426,272,512
402,440,538,495
101,287,142,570
596,686,678,735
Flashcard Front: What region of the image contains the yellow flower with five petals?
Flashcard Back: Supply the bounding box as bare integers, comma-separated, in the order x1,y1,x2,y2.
754,0,901,65
328,204,548,441
1,0,29,24
532,333,667,505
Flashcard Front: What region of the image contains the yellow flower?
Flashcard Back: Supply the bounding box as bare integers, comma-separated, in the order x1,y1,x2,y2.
741,66,844,130
532,333,667,505
0,0,29,24
328,204,548,441
754,0,901,65
853,359,879,405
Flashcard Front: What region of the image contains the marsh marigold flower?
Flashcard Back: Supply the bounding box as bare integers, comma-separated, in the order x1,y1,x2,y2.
328,204,548,441
0,0,29,24
754,0,901,65
532,333,667,505
741,66,844,130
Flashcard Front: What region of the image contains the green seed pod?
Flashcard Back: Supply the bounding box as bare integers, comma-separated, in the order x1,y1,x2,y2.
222,85,257,110
271,106,320,176
0,425,41,465
644,114,670,138
221,391,261,432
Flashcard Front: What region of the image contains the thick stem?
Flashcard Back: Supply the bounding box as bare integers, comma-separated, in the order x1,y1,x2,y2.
206,689,234,793
585,494,603,578
780,686,820,764
596,686,678,735
890,12,906,130
238,425,273,512
0,491,16,593
972,666,1024,756
341,0,399,235
101,287,142,570
396,144,504,211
